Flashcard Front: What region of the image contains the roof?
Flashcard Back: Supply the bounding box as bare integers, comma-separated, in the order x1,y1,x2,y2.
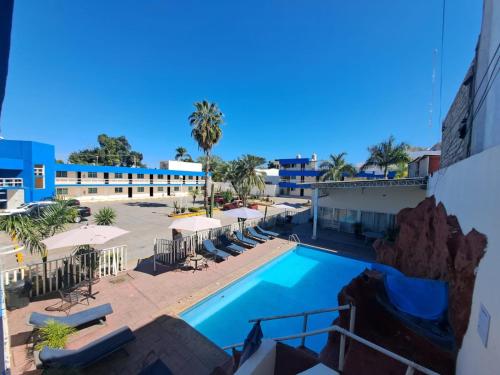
304,177,428,189
56,163,206,176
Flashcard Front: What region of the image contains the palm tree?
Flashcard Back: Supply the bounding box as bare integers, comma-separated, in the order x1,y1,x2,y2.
174,147,192,162
362,136,410,178
224,155,266,205
189,101,224,215
320,152,357,181
94,207,117,225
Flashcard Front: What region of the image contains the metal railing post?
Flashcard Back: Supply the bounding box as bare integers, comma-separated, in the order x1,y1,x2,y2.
405,366,415,375
349,304,356,333
300,313,308,347
338,333,346,371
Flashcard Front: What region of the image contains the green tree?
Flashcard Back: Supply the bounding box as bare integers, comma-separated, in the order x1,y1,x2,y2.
189,101,224,214
319,152,356,181
94,207,117,225
68,134,145,167
191,188,199,206
174,147,192,162
195,155,227,182
224,155,266,205
362,136,410,178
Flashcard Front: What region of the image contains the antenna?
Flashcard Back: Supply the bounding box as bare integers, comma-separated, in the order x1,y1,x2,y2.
428,48,438,128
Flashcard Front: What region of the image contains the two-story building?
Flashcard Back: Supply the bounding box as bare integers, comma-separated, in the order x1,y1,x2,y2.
0,139,206,209
277,154,321,198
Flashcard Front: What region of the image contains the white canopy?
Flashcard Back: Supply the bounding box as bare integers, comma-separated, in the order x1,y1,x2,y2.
223,207,263,220
42,225,129,250
168,216,221,232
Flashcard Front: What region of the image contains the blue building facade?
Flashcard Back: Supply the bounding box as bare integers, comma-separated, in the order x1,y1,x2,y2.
277,156,321,197
0,139,206,208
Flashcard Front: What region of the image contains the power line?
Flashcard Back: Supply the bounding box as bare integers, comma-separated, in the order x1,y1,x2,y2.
438,0,446,126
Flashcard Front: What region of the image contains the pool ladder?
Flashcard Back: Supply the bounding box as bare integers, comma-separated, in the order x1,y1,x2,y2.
288,233,301,243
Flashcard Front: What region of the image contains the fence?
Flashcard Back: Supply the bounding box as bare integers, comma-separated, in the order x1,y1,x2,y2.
154,209,311,265
2,245,127,298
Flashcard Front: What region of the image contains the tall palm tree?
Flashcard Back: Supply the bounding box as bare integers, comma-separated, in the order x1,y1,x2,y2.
174,146,192,161
362,136,410,178
189,101,224,215
224,155,266,205
320,152,357,181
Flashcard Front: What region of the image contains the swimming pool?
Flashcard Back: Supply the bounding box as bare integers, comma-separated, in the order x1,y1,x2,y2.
181,244,369,352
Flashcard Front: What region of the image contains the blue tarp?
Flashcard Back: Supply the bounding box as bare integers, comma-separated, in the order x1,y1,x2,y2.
372,264,448,321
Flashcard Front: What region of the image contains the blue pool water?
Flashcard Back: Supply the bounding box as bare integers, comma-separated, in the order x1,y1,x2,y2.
181,245,369,352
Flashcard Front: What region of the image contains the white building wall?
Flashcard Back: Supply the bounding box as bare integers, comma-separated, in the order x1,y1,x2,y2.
319,186,426,215
6,189,24,209
159,160,202,172
428,144,500,375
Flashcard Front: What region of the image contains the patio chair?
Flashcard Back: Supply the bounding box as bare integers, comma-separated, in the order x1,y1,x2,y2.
36,326,135,369
234,231,258,248
220,234,246,254
28,303,113,329
255,225,279,238
246,227,269,242
47,286,89,316
202,240,231,261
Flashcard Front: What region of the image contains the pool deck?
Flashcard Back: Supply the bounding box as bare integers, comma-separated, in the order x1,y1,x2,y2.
6,238,296,375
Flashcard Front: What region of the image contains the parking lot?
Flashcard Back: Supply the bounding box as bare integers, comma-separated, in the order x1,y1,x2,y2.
0,196,310,270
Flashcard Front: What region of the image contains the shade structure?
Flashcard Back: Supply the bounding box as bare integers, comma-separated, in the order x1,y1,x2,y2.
42,225,129,250
271,203,297,211
168,216,221,232
223,207,263,220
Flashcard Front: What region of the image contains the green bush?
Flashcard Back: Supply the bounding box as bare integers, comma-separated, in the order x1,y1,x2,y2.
188,207,200,213
180,207,186,213
35,320,76,351
94,207,117,225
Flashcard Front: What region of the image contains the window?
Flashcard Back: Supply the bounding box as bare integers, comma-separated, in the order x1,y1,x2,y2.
188,176,193,180
158,187,164,192
115,187,123,193
188,186,193,191
137,174,144,179
34,164,45,189
115,173,123,179
174,175,180,179
88,188,98,194
174,187,180,192
88,172,97,178
361,211,395,233
56,171,68,178
157,174,163,179
137,187,144,192
56,188,68,195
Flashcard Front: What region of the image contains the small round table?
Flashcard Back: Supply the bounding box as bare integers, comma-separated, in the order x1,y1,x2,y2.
190,255,204,272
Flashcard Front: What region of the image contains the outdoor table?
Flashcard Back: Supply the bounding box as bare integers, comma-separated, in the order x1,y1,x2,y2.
190,255,204,272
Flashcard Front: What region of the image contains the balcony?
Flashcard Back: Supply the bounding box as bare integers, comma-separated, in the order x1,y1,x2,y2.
55,178,204,186
0,178,23,188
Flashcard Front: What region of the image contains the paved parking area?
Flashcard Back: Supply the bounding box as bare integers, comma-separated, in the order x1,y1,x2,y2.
0,196,310,270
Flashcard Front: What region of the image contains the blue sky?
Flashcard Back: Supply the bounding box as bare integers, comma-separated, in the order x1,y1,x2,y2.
2,0,482,166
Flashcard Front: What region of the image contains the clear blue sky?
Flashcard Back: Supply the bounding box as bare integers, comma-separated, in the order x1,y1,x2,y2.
1,0,482,166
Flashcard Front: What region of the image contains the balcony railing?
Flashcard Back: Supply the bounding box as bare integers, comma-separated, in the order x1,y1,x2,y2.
0,178,23,188
55,178,204,185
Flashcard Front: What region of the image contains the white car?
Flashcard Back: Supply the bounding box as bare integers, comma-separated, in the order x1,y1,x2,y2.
0,201,55,216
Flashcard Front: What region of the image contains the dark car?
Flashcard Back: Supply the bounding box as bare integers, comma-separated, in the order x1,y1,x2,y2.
22,202,90,223
75,206,91,223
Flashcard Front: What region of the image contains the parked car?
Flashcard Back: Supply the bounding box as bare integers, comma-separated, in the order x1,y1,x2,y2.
74,206,91,223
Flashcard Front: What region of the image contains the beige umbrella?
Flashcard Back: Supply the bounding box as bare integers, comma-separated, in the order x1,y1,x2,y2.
42,225,129,297
168,216,221,232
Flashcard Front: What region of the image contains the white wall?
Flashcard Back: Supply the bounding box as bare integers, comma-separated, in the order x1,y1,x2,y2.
319,185,426,215
159,160,202,172
428,144,500,375
6,189,24,209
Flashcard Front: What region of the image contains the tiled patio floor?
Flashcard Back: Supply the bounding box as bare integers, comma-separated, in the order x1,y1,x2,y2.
7,238,297,375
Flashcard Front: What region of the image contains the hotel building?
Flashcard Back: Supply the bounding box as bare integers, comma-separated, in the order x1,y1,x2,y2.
0,139,205,209
277,154,321,198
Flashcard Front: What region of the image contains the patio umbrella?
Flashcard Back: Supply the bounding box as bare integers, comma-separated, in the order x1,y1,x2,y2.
42,225,129,250
168,216,221,232
223,207,263,230
42,224,129,297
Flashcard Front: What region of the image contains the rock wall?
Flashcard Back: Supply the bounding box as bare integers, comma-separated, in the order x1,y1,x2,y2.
374,196,487,346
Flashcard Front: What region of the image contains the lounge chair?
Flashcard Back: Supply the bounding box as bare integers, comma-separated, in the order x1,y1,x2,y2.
246,227,269,242
234,231,258,247
28,303,113,329
203,240,231,261
256,225,279,238
36,326,135,369
220,234,246,254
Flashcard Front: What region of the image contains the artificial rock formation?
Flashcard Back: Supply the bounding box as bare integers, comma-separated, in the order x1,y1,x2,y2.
374,196,487,346
320,196,487,374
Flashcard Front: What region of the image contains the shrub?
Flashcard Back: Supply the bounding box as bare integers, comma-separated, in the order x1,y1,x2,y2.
181,207,186,213
94,207,116,225
35,320,76,351
188,207,200,213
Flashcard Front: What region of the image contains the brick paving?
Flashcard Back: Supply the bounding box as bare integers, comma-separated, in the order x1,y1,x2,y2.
7,238,298,375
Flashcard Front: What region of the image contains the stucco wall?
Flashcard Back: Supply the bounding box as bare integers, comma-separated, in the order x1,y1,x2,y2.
428,144,500,375
318,186,426,215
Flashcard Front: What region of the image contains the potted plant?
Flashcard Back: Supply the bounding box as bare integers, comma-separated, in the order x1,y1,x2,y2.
35,320,76,352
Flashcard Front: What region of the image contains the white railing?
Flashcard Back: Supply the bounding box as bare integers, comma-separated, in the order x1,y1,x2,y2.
0,178,23,187
55,178,203,185
3,245,127,297
225,323,439,375
288,234,301,243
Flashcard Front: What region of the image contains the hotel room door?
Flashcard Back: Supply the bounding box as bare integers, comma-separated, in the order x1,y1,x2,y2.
128,187,133,198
